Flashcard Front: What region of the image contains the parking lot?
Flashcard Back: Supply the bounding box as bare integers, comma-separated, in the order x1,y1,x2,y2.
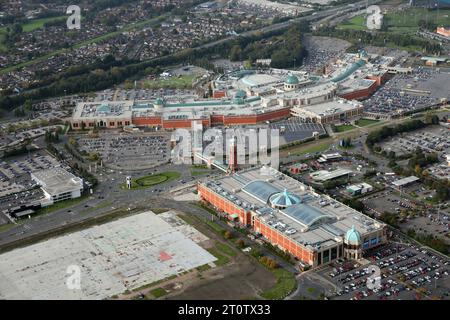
0,152,60,192
302,36,351,74
361,190,418,216
364,69,449,116
77,133,170,169
0,152,58,218
269,119,326,144
94,88,195,102
320,243,450,300
381,126,450,157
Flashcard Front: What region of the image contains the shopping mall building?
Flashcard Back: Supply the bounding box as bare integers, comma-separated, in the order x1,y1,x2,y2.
198,166,387,267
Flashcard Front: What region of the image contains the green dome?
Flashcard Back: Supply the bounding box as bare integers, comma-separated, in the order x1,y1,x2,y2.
155,98,165,106
285,74,299,85
345,225,361,245
270,189,301,208
235,90,247,99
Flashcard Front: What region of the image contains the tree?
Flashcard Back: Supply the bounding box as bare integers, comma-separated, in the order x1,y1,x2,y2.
223,230,232,240
414,164,422,175
229,45,242,61
268,259,278,270
23,99,32,112
236,239,245,248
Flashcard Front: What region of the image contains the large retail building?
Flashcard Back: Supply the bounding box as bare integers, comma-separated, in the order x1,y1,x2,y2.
198,166,387,267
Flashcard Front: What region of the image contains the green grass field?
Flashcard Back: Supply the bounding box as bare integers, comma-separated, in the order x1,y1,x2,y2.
139,75,196,90
122,171,181,190
334,124,356,133
215,242,237,257
204,218,226,235
337,15,368,31
191,169,210,176
149,287,168,298
22,16,67,32
355,118,380,127
337,9,450,34
261,269,297,300
35,195,88,216
384,8,450,34
0,16,66,52
207,248,230,266
294,141,331,156
0,223,14,232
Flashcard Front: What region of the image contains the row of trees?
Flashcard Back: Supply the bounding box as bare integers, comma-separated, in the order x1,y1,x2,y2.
366,119,427,150
407,229,448,254
229,22,309,69
259,256,279,270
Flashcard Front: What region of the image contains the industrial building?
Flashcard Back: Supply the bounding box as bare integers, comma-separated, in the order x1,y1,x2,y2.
318,153,343,163
198,166,387,267
346,183,373,196
289,163,309,174
392,176,420,189
31,167,84,206
310,169,353,182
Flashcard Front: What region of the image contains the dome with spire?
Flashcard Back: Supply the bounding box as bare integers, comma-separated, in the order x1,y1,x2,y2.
154,98,165,106
345,225,361,245
269,189,301,209
285,74,299,85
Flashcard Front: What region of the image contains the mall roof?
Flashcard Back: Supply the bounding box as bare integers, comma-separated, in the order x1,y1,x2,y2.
242,180,281,203
299,100,362,117
310,169,353,182
270,189,302,207
200,167,385,251
31,167,83,196
332,59,366,83
281,203,334,227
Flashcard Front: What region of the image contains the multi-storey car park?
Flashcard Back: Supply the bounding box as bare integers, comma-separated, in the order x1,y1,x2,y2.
197,166,387,268
70,51,398,131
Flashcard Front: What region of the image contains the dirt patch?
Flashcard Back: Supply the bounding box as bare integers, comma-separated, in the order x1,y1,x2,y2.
167,253,276,300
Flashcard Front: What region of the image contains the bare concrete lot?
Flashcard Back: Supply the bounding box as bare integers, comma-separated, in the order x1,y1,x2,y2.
0,211,216,300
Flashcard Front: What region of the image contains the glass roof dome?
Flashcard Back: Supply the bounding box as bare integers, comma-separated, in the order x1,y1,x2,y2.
97,103,110,113
269,189,301,208
155,98,165,105
285,74,299,85
345,225,362,245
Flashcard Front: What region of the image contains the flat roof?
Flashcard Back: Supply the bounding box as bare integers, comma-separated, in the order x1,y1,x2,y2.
31,167,83,195
392,176,419,187
300,100,362,116
201,166,384,252
310,169,353,182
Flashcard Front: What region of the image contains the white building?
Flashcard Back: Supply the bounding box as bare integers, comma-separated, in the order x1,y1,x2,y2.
31,167,84,206
346,183,373,196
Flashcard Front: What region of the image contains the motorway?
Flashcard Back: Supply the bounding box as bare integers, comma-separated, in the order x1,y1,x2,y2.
197,0,381,51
